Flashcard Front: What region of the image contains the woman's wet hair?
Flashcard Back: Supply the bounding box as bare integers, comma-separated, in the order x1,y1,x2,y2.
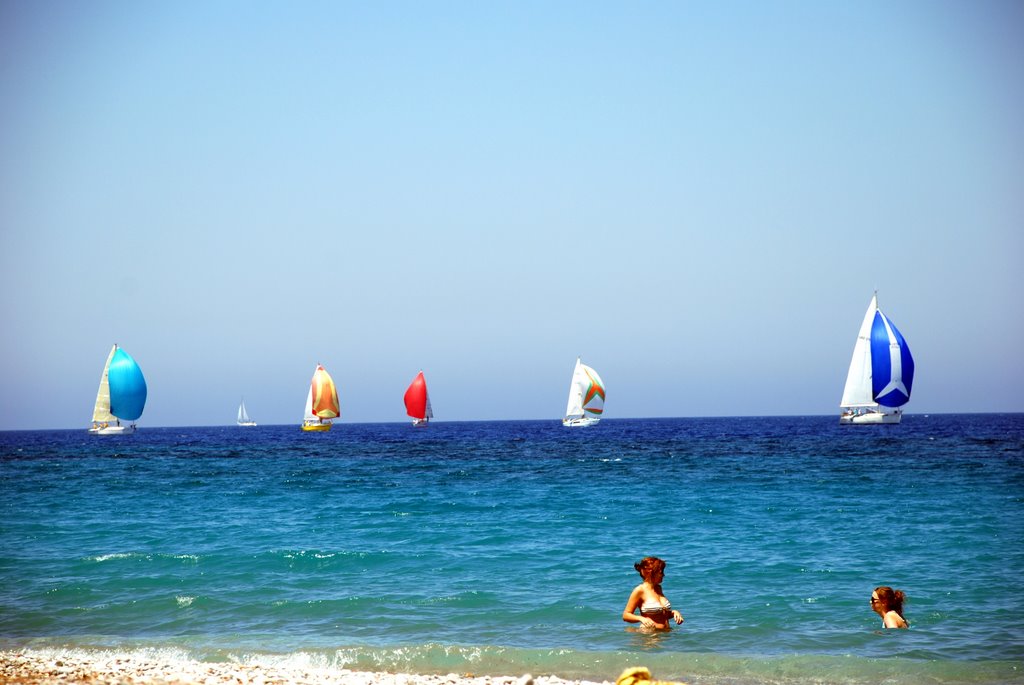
634,556,666,582
874,586,907,617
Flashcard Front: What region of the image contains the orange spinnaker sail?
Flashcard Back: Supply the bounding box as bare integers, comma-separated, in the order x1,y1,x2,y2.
311,365,340,418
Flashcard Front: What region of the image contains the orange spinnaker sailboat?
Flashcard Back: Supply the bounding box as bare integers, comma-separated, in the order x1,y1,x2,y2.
302,364,340,432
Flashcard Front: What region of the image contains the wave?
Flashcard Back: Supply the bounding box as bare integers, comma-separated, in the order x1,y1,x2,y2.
3,642,1022,685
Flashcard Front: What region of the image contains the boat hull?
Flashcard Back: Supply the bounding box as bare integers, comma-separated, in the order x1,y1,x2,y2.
563,417,600,428
411,418,429,427
839,409,902,425
301,422,332,432
237,422,257,427
89,424,136,435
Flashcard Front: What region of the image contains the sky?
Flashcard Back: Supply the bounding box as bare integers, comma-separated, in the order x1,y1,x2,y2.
1,1,1022,429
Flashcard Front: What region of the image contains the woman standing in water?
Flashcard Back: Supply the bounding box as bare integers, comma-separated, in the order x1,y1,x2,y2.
871,586,909,628
622,556,684,630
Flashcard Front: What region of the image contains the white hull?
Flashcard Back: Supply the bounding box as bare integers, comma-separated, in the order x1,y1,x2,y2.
563,416,600,427
89,424,136,435
839,409,902,425
237,421,257,427
411,418,429,427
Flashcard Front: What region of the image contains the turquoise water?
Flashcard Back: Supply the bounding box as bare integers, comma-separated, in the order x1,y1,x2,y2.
2,415,1022,684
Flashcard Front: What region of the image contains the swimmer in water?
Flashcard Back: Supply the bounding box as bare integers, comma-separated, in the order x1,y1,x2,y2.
871,586,909,629
622,556,684,630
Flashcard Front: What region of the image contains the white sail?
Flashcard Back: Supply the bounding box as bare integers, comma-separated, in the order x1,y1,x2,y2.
565,358,586,419
840,294,878,408
303,385,316,422
91,345,117,423
424,390,434,419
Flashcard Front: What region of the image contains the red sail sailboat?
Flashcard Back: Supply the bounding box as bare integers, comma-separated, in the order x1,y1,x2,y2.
403,371,433,427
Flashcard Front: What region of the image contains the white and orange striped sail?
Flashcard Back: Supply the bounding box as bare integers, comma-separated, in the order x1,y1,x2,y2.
403,371,433,426
302,364,340,432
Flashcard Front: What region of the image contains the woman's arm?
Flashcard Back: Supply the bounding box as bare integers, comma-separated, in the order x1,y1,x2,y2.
622,586,654,628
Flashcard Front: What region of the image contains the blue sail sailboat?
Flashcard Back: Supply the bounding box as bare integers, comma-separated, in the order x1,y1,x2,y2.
89,344,147,434
839,293,915,424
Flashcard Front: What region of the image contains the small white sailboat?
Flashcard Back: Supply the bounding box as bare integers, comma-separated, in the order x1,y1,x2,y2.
839,293,915,424
563,357,605,427
89,344,147,434
403,371,433,426
302,364,340,431
237,399,257,427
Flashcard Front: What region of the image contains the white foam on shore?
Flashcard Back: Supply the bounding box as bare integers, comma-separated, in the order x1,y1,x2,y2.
1,648,608,685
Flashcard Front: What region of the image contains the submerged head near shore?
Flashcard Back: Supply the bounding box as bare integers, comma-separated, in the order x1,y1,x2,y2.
871,586,908,629
623,557,685,631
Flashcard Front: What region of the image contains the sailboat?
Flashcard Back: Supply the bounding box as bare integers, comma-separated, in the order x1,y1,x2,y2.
302,364,340,431
89,344,147,434
237,399,257,427
563,357,605,427
403,371,433,426
839,293,915,424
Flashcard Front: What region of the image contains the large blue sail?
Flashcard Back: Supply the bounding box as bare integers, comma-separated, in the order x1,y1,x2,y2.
869,311,914,407
108,347,147,421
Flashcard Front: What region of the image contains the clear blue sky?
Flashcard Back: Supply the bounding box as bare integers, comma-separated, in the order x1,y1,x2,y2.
1,1,1021,429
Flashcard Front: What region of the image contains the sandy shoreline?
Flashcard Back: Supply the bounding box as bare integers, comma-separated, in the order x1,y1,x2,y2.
1,650,615,685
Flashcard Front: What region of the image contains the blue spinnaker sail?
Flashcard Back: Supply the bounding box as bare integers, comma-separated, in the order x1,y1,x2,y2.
108,347,147,421
870,311,914,407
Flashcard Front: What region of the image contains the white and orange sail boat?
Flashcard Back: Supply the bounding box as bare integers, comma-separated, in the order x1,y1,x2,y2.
403,371,433,426
302,364,340,432
563,357,605,427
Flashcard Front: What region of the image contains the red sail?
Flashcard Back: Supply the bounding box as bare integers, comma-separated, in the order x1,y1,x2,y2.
404,372,428,419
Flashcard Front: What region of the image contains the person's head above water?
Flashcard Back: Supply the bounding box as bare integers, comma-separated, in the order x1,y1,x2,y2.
871,586,908,628
871,586,906,617
634,556,666,584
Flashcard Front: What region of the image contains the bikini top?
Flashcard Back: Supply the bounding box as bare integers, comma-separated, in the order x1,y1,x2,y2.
639,600,672,616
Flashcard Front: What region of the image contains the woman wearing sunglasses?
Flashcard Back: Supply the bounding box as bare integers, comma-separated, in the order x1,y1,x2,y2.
871,586,909,628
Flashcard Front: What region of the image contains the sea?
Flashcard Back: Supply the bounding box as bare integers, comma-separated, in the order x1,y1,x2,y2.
2,415,1022,685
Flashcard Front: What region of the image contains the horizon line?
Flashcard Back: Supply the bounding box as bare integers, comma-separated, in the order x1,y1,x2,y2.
4,411,1022,433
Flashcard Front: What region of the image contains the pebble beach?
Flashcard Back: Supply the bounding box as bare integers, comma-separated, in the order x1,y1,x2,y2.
0,650,613,685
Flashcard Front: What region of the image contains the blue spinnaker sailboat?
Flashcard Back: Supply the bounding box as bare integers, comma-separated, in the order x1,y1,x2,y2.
840,293,914,424
90,344,147,433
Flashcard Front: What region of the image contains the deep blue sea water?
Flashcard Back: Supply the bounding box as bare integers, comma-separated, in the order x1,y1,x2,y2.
2,415,1022,685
